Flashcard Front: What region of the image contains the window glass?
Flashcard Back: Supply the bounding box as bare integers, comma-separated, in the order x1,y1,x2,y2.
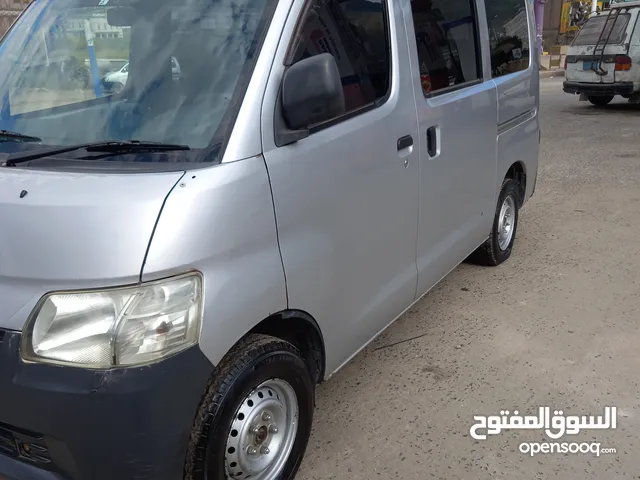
0,0,276,153
10,9,131,115
573,13,630,46
409,0,480,95
485,0,530,77
289,0,390,116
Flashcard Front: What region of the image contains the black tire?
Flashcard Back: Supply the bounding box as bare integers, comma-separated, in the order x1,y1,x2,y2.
468,178,520,267
185,334,315,480
588,95,613,106
111,82,124,94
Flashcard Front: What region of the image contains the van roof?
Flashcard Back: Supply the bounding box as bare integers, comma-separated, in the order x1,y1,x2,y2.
609,0,640,9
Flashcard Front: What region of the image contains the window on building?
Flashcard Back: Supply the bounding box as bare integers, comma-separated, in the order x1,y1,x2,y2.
485,0,530,77
288,0,390,120
409,0,481,95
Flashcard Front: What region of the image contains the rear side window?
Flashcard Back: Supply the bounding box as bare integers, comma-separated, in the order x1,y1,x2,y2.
573,13,630,46
408,0,481,95
485,0,531,78
288,0,390,116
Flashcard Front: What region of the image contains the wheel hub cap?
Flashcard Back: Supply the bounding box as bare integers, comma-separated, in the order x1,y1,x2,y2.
498,195,516,251
225,379,298,480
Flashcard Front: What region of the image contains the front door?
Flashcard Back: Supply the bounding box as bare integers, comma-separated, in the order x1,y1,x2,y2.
261,0,421,372
405,0,499,296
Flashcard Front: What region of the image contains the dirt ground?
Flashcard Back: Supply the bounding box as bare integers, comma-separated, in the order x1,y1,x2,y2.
296,78,640,480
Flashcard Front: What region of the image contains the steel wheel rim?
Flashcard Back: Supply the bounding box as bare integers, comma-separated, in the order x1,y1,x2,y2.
498,195,516,251
225,379,299,480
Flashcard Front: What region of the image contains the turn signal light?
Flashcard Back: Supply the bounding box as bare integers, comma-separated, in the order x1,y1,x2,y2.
615,55,632,71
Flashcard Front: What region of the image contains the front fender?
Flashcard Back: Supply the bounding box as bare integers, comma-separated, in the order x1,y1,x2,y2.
141,156,287,367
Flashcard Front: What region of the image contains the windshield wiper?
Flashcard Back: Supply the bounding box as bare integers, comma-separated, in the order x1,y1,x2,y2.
0,130,42,143
1,140,190,167
84,141,190,153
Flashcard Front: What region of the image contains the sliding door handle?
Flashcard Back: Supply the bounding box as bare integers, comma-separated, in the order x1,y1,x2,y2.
427,126,437,157
397,135,414,151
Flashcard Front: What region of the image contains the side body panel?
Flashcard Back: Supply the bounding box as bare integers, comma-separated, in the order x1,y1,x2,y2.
494,0,540,204
141,157,288,367
261,0,421,375
404,0,499,297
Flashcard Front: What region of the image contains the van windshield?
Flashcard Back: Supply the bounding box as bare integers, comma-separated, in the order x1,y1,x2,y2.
573,13,630,46
0,0,273,160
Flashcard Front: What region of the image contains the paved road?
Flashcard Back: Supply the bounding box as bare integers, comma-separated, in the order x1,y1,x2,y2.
297,78,640,480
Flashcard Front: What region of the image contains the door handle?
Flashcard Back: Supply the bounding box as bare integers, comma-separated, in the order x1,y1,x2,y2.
397,135,413,151
427,126,438,157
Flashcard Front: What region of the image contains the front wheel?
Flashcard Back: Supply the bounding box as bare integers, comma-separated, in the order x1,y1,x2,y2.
588,95,613,106
468,178,520,266
111,82,125,94
186,334,315,480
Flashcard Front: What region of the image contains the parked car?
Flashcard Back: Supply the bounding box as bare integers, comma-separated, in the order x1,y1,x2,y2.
0,0,539,479
102,56,181,93
564,2,640,105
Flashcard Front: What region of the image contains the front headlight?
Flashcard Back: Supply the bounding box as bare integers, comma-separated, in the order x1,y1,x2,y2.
21,273,203,368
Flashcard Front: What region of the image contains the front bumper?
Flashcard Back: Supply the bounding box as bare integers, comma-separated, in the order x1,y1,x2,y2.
0,329,214,480
563,80,634,96
100,79,115,91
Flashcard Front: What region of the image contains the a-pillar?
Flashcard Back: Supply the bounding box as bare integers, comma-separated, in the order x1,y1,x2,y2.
84,19,103,99
534,0,545,56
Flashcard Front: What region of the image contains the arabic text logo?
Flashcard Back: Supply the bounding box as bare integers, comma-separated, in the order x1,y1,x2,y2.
469,406,617,441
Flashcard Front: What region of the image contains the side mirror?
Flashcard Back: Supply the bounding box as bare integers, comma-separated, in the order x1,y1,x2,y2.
281,53,345,131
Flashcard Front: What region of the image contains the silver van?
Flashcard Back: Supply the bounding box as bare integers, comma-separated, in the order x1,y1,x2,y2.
0,0,539,478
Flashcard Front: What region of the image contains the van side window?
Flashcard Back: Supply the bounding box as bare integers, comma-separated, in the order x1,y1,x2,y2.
485,0,530,77
288,0,390,116
409,0,481,95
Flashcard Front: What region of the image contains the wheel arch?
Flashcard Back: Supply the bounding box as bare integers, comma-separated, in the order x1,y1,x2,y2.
248,310,326,385
503,161,527,206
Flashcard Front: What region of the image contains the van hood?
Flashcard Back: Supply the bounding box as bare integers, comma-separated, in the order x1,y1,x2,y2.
0,168,184,331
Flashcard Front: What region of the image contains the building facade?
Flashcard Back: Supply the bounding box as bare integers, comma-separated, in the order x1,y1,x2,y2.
542,0,565,49
505,8,530,48
0,0,29,37
543,0,615,48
